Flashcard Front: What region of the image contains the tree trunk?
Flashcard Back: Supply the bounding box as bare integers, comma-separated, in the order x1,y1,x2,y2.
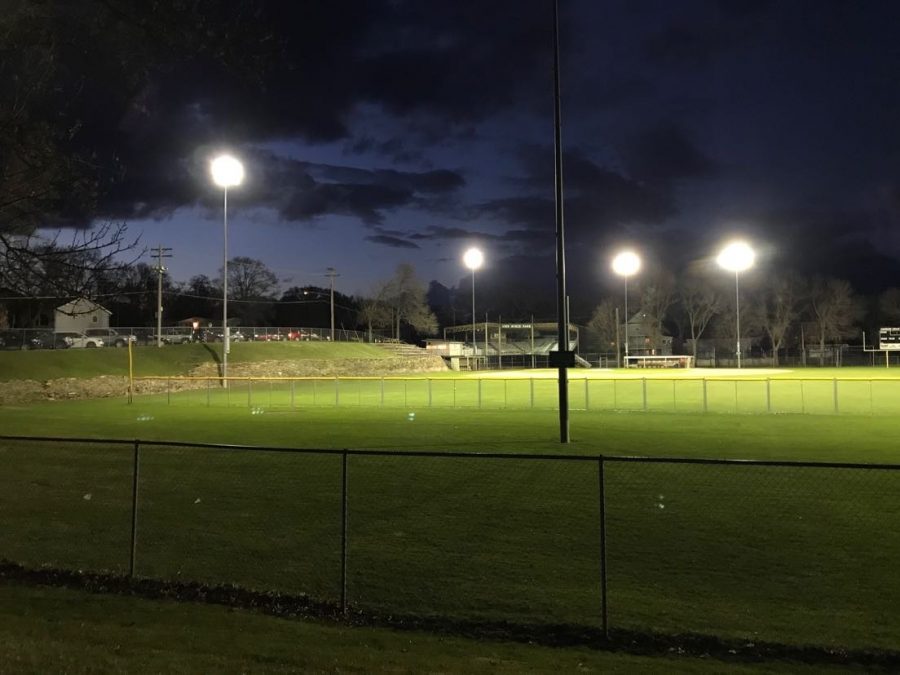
819,332,825,367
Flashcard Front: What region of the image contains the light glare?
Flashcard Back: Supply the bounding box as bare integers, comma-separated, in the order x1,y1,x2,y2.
463,247,484,270
611,250,641,277
717,241,755,272
210,154,244,188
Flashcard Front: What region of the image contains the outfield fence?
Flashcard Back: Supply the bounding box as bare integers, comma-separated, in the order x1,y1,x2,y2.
1,434,898,651
135,374,900,416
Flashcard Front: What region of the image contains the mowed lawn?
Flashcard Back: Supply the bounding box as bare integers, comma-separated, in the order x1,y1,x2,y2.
0,583,851,674
1,378,900,654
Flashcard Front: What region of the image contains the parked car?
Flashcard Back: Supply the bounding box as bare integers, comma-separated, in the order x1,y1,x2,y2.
54,332,104,348
84,328,137,348
286,330,321,341
253,332,282,342
0,331,58,349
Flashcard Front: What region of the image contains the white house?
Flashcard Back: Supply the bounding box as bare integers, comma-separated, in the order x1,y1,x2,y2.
54,298,111,334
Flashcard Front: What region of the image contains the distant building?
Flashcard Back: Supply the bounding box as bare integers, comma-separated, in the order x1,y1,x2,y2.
624,311,673,356
54,298,111,333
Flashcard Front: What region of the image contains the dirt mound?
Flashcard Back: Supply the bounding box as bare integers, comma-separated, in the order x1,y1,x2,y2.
0,355,448,405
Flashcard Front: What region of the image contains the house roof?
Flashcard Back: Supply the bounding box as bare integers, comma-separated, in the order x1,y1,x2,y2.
55,298,111,315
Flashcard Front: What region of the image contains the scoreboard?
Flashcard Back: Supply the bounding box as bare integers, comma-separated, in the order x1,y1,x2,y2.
879,327,900,350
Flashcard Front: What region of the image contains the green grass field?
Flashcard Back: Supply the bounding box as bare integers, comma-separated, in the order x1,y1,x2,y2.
1,367,900,657
1,583,850,674
124,365,900,417
0,341,389,381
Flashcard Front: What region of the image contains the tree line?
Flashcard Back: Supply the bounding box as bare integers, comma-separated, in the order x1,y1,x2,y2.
0,255,438,342
582,270,897,365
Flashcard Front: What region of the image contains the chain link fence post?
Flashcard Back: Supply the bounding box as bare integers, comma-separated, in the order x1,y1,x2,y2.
766,378,771,413
530,377,535,408
642,378,648,411
340,450,349,615
129,440,141,578
702,378,708,413
833,377,839,414
597,455,609,638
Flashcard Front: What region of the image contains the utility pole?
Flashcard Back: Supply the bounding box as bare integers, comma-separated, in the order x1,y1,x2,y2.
153,246,172,348
552,0,571,442
325,267,340,341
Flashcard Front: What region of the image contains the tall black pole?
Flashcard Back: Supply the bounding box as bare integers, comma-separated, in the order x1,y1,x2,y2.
553,0,570,443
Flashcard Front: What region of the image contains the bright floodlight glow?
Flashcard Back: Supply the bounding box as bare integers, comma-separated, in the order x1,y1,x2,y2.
210,154,244,188
463,247,484,270
611,250,641,277
717,241,755,272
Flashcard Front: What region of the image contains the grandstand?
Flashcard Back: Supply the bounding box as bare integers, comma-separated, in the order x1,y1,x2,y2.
440,321,580,369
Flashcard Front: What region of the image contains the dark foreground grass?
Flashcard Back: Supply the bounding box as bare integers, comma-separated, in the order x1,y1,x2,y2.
1,582,858,674
1,399,899,655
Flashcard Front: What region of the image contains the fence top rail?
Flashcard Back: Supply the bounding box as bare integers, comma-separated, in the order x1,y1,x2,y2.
129,374,900,383
2,434,900,471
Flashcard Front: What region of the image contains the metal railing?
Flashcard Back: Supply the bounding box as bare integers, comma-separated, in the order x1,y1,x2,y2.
0,434,898,652
132,374,900,416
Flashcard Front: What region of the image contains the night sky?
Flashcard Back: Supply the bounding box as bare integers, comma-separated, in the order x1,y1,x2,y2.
69,1,900,312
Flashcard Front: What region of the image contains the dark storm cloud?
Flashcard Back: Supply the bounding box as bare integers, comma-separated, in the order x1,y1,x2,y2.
477,147,677,243
355,2,550,122
413,226,506,242
101,148,465,226
281,183,412,225
621,123,717,184
642,0,773,68
311,165,464,194
365,234,420,249
75,0,544,225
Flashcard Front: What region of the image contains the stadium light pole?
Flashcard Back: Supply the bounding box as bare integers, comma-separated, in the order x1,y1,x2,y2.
210,154,245,387
612,250,641,367
463,247,484,364
716,241,755,369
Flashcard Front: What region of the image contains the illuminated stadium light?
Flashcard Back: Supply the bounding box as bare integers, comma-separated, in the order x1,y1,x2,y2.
210,153,245,386
717,240,755,368
612,250,641,363
463,247,484,367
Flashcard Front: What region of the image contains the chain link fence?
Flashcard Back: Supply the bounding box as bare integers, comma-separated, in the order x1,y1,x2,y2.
134,375,900,416
1,434,898,651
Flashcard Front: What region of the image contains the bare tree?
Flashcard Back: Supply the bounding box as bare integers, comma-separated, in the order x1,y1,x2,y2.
756,274,802,366
585,299,618,353
356,288,392,343
878,287,900,324
224,257,278,300
0,224,138,299
808,277,863,366
677,277,720,360
381,264,438,339
639,271,676,351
